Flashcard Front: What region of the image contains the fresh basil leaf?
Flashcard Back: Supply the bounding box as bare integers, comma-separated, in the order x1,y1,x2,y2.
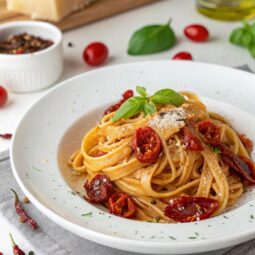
250,23,255,37
143,101,156,116
151,89,185,106
112,96,145,122
249,44,255,58
229,28,245,46
136,86,147,98
128,21,176,55
241,31,253,48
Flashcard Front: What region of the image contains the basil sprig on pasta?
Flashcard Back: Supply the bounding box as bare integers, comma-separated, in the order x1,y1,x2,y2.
112,86,185,122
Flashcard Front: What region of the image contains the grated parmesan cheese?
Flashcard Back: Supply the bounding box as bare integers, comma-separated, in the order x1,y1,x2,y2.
149,108,187,130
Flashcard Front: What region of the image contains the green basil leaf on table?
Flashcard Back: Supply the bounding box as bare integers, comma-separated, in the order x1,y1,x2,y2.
136,86,147,98
249,44,255,58
229,28,245,46
229,21,255,58
143,101,157,116
112,96,145,122
151,89,185,106
241,31,253,48
128,21,176,55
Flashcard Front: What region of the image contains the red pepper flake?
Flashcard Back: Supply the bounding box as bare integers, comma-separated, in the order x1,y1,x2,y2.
0,252,3,255
9,233,25,255
0,133,12,139
10,189,38,230
0,33,53,55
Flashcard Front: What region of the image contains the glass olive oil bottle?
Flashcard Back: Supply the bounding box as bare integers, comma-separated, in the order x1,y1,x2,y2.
197,0,255,21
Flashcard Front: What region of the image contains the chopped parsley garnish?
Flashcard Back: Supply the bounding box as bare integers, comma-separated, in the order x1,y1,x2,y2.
81,212,92,217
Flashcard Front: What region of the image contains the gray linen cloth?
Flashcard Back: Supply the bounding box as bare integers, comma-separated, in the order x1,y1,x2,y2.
0,65,254,255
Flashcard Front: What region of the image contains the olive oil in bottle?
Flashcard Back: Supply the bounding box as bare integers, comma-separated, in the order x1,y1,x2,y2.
197,0,255,21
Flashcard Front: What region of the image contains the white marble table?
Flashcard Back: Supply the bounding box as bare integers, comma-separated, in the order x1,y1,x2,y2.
0,0,254,253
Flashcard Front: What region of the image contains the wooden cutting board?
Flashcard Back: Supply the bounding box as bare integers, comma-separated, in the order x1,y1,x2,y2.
0,0,158,31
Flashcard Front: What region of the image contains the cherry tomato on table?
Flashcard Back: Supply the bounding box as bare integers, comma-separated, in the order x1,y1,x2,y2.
108,192,136,218
164,196,219,222
133,127,162,164
184,24,209,42
0,86,8,107
198,120,221,146
84,174,114,203
83,42,108,66
172,52,193,60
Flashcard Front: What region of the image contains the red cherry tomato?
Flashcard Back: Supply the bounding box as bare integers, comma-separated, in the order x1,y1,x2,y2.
184,24,209,42
182,126,203,151
83,42,108,66
108,192,136,218
84,174,114,203
173,52,193,60
218,143,255,184
198,120,221,146
164,196,219,222
238,134,253,154
133,127,162,164
0,86,8,107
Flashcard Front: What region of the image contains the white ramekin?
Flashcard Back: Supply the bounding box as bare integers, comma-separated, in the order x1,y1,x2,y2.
0,21,63,92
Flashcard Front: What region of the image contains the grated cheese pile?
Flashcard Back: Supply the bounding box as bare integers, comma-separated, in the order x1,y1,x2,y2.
149,108,187,130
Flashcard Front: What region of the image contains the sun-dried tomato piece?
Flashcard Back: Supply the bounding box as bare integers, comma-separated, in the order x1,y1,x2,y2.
238,134,253,154
133,127,162,164
219,143,255,184
108,192,136,219
84,174,114,203
123,90,133,100
182,126,203,151
198,120,221,146
104,90,134,115
164,196,219,222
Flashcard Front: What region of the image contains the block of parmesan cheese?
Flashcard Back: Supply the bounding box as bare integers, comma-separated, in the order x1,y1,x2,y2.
7,0,95,22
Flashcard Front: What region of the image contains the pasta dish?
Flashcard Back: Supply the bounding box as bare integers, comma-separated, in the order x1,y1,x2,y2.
67,87,254,223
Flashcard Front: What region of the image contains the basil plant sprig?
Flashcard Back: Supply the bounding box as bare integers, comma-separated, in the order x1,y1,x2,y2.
229,21,255,58
127,19,176,55
112,86,185,122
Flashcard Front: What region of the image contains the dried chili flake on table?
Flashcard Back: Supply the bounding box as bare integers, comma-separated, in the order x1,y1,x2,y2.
0,133,12,139
0,33,53,55
9,233,25,255
10,189,38,230
0,252,3,255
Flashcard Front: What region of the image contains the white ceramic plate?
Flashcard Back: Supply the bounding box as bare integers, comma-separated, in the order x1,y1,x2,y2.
11,61,255,254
